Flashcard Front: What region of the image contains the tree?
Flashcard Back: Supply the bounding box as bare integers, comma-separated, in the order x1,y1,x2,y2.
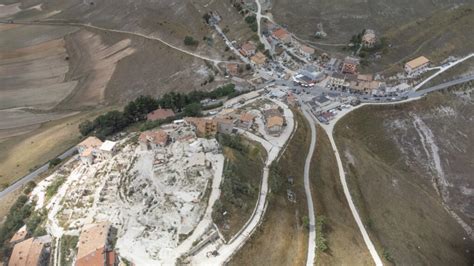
48,158,62,168
183,103,202,117
245,15,256,24
124,95,159,122
79,120,95,136
184,36,198,46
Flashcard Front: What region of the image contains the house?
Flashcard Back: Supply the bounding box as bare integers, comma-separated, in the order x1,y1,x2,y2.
77,136,103,165
327,73,347,90
362,29,376,48
266,115,284,136
272,28,291,44
146,108,175,122
214,117,234,134
342,56,360,74
9,236,51,266
226,63,239,76
325,58,341,72
250,52,267,65
299,45,315,57
99,140,117,159
314,95,331,107
405,56,430,76
139,130,169,150
238,112,255,129
76,222,117,266
240,41,257,57
10,225,28,245
185,117,218,137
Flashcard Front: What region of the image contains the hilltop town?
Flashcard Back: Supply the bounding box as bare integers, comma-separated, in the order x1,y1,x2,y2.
0,0,473,266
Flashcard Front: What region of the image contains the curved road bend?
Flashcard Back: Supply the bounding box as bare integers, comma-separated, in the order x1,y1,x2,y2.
0,20,235,64
301,106,317,266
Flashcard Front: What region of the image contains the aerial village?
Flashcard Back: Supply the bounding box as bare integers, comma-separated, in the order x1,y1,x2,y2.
5,83,292,265
4,3,472,266
214,13,445,125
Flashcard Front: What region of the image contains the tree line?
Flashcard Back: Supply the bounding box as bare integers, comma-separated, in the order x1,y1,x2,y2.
79,84,242,139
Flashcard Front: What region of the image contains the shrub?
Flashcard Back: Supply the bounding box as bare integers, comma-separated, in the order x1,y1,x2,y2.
184,36,199,46
49,158,62,168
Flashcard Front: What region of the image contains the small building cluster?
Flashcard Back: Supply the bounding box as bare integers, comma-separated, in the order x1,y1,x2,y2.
77,137,118,165
327,73,384,95
8,226,51,266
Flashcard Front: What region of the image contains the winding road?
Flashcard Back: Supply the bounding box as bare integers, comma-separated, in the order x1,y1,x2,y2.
301,106,317,266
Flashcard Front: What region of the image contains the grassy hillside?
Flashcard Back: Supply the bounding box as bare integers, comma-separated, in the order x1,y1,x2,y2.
310,126,373,265
333,88,474,265
230,110,309,265
271,1,474,72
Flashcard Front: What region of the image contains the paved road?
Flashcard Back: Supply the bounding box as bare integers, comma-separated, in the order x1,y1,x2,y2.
0,147,77,200
301,106,317,266
414,53,474,90
254,0,273,53
413,74,474,96
0,20,235,64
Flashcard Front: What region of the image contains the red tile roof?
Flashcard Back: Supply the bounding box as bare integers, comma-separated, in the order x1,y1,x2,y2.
146,108,175,121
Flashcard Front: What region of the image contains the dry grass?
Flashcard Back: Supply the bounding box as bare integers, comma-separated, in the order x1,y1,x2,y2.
333,93,474,265
310,126,373,265
0,108,108,187
214,139,266,240
229,110,310,266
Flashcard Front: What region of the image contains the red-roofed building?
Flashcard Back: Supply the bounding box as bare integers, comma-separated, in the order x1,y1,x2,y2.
272,28,292,44
146,108,175,122
76,222,116,266
239,41,257,57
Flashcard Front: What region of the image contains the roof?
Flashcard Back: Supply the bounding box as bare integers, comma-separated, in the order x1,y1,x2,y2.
362,29,376,42
241,42,256,52
100,140,117,152
77,222,110,263
343,56,360,65
146,108,175,121
78,137,103,149
272,28,290,40
81,147,94,157
10,225,28,244
226,63,239,75
250,52,267,65
357,74,373,82
139,130,168,145
331,73,346,80
76,247,106,266
185,117,218,134
240,112,255,122
267,116,284,128
406,56,430,69
9,237,49,266
300,45,315,54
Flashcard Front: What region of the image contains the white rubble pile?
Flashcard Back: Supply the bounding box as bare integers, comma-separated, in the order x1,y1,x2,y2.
35,128,224,264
